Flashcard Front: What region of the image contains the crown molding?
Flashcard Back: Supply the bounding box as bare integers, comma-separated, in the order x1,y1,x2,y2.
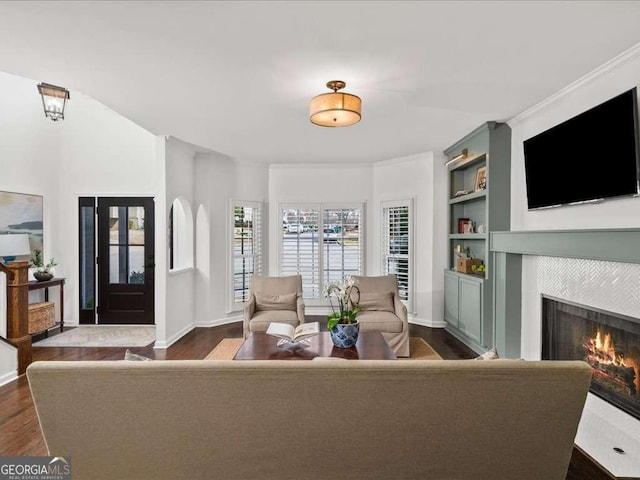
374,152,431,168
269,162,373,170
509,41,640,126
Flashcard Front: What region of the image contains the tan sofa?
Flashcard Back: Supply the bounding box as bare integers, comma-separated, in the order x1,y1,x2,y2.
28,359,591,480
352,275,409,357
243,274,305,339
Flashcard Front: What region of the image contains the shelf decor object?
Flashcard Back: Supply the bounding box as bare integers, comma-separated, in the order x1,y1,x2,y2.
309,80,361,127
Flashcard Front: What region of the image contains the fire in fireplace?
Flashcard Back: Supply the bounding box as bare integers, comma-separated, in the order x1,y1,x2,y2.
542,295,640,421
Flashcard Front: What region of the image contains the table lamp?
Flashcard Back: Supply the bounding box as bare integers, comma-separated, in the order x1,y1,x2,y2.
0,234,31,263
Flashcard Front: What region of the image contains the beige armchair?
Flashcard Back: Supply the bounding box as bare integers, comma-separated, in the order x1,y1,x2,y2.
243,275,305,339
352,275,409,357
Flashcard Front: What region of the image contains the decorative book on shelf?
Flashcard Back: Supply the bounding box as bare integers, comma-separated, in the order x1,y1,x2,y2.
266,321,320,345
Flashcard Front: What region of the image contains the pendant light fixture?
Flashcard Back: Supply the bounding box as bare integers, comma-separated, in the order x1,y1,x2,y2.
37,83,70,121
309,80,361,127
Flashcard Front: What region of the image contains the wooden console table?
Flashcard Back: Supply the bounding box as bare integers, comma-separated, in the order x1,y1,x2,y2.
28,277,65,333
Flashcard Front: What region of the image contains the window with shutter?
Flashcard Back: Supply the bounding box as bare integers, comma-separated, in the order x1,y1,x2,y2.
381,201,412,309
231,201,262,307
280,204,363,300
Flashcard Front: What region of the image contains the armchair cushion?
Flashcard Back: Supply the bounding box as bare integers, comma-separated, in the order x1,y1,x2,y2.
358,291,394,312
255,292,297,312
249,310,299,332
356,311,404,333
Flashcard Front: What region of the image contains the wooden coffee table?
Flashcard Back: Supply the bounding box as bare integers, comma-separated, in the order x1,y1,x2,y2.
234,332,397,360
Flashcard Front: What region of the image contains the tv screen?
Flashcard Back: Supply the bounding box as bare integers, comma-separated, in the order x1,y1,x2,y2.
523,88,640,210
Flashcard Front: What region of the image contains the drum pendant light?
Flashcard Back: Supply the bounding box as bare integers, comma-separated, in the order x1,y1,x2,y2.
309,80,361,127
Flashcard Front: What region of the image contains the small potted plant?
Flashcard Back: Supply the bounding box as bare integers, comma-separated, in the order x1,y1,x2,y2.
324,275,361,348
31,249,57,282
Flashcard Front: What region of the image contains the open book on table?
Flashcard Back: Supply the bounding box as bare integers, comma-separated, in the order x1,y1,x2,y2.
266,321,320,343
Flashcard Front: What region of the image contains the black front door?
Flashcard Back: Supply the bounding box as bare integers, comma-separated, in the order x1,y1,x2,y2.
97,197,154,324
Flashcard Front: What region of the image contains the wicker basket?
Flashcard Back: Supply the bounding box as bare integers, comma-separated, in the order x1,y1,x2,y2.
28,302,56,334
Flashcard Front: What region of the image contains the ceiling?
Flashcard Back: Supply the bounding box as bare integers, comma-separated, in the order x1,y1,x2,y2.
1,1,640,164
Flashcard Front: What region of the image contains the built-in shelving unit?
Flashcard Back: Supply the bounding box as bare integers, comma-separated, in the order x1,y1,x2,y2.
443,122,511,354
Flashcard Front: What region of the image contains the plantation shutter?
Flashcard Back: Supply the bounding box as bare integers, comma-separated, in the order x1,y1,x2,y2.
382,203,410,304
322,207,362,285
280,207,320,298
232,202,262,304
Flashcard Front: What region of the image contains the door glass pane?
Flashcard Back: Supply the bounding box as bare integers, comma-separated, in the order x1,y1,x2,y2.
108,205,146,284
109,245,127,284
128,246,145,283
80,202,95,312
129,206,145,246
109,207,127,244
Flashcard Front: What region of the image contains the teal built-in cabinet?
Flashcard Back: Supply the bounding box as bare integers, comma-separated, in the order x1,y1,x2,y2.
443,122,511,354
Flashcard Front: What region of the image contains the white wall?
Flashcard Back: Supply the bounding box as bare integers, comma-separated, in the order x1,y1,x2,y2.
161,137,196,347
510,47,640,232
508,45,640,476
194,155,269,325
372,153,447,326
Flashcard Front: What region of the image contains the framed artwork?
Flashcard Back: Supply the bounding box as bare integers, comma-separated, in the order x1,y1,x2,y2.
0,191,43,258
474,166,487,191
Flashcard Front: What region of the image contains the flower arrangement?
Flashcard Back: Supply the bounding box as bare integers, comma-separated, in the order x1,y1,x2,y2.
324,275,361,331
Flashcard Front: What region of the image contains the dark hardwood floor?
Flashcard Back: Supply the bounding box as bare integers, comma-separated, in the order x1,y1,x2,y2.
0,318,613,478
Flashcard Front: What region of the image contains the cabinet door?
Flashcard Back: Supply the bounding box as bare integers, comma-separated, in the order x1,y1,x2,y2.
458,278,482,344
444,272,459,327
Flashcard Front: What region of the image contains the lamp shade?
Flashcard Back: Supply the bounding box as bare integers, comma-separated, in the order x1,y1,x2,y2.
310,81,361,127
37,83,70,121
0,234,31,262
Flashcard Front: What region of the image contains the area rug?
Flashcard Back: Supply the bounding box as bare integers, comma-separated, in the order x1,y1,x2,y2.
33,326,156,348
205,337,442,360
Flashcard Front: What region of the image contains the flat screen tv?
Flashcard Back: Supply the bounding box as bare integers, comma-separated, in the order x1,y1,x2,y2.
523,88,640,210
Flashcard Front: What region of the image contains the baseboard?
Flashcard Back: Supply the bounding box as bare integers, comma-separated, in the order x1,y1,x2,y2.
0,369,18,387
194,315,243,328
409,315,446,328
444,324,484,355
154,323,194,349
155,316,244,348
